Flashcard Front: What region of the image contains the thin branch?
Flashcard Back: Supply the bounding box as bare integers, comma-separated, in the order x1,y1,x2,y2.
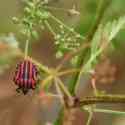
68,0,112,95
44,20,57,36
56,42,90,71
84,107,125,116
24,38,30,59
86,111,93,125
56,78,72,100
74,95,125,107
86,0,112,40
41,75,53,88
54,1,112,124
58,68,81,76
54,78,65,105
50,14,85,40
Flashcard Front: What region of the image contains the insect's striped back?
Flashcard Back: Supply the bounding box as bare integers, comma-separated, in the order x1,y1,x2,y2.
13,60,39,94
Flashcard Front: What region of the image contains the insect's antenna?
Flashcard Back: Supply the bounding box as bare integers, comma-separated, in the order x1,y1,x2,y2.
24,39,30,59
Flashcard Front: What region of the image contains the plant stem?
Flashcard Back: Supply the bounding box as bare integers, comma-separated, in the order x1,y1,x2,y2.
86,111,93,125
50,14,85,40
84,107,125,116
54,0,112,124
69,0,112,95
27,57,50,73
44,20,56,36
56,78,72,100
75,95,125,107
24,39,30,59
58,68,81,76
44,6,71,12
56,42,90,71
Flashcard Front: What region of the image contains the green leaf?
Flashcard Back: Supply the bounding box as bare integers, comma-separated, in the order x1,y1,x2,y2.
31,30,38,39
91,24,103,54
108,16,125,41
83,16,125,73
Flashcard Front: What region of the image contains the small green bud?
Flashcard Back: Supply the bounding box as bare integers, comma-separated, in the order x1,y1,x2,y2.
41,11,50,19
24,7,31,13
12,17,19,24
56,51,63,58
31,30,38,39
71,56,78,66
55,34,61,39
55,40,59,45
59,25,64,29
27,2,34,8
70,28,74,32
75,34,81,38
22,18,30,26
67,37,72,41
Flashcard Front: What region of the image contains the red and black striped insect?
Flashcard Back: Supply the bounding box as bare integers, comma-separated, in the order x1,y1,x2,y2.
13,59,40,95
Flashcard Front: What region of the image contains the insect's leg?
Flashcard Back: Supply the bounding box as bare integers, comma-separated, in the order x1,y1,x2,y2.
16,87,21,93
22,87,28,95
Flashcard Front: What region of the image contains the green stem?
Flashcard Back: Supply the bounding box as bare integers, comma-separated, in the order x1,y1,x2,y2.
44,20,56,36
86,111,93,125
69,0,112,95
44,6,71,12
84,107,125,116
54,108,64,125
86,0,112,40
24,39,30,59
76,95,125,107
54,0,112,124
50,14,85,40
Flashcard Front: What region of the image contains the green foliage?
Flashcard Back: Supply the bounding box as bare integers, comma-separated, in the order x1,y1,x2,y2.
12,0,84,60
12,0,50,38
83,16,125,73
55,25,82,58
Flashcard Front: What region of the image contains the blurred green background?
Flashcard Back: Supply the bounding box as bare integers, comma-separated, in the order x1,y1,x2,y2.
0,0,125,125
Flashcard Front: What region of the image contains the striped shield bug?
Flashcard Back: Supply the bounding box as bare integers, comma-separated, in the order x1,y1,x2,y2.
13,59,40,95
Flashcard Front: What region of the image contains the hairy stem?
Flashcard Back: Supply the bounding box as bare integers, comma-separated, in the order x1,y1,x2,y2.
75,95,125,107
